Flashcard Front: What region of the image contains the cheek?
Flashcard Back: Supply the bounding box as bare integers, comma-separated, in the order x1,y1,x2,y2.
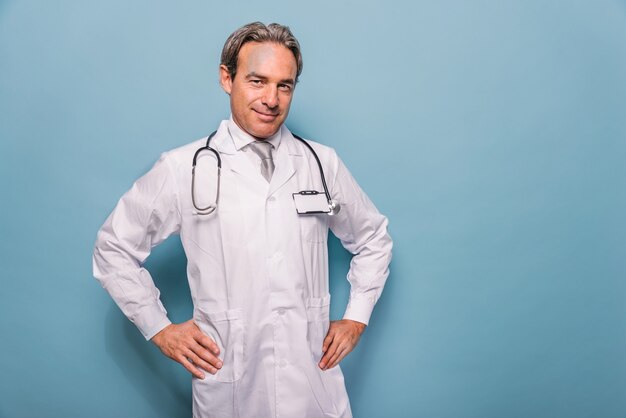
247,94,264,110
232,87,255,105
280,94,293,108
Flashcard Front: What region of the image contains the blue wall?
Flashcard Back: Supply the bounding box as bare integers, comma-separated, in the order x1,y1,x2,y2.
1,1,625,417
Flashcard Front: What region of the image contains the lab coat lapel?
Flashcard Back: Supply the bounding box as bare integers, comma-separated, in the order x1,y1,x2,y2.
227,153,268,187
212,125,268,188
268,131,301,197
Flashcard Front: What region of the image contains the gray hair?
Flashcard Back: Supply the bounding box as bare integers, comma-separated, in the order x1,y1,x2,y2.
221,22,303,82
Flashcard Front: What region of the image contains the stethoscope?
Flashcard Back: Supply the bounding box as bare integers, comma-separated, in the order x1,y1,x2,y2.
191,131,341,216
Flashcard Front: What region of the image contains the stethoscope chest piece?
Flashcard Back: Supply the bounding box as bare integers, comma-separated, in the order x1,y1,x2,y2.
328,199,341,215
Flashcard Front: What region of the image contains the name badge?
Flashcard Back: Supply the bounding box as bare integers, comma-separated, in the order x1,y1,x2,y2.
292,191,330,214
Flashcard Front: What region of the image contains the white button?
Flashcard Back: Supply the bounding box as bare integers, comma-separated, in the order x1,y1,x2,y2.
278,308,285,316
268,196,276,202
279,360,287,368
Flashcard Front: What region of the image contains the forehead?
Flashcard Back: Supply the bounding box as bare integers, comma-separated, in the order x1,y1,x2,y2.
237,42,297,79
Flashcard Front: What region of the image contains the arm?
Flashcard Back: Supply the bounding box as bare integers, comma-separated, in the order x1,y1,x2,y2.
93,154,181,340
319,152,393,370
92,154,221,379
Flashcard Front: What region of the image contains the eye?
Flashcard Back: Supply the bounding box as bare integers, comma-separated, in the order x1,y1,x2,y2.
250,79,263,86
278,84,293,92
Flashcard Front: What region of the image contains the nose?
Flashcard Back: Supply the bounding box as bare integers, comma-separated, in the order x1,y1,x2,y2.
261,85,279,108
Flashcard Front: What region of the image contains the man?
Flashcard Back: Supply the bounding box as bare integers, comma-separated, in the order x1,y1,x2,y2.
93,22,392,418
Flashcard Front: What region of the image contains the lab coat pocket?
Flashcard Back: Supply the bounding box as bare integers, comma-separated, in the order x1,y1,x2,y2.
306,295,331,363
194,307,245,383
304,295,341,416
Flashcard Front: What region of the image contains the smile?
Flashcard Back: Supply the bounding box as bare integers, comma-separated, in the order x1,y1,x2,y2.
253,109,279,121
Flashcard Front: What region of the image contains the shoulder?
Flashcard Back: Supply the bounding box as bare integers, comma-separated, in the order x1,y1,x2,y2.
157,128,225,178
160,120,231,169
283,126,340,165
161,137,207,164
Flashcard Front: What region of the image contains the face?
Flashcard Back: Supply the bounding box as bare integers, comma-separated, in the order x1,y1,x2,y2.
220,42,297,139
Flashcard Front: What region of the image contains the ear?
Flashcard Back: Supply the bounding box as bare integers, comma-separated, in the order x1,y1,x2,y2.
219,65,233,95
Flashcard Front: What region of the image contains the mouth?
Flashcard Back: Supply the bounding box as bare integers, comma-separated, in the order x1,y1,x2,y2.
253,109,279,122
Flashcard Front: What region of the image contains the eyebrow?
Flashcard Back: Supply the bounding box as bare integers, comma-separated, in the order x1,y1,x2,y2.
246,72,295,86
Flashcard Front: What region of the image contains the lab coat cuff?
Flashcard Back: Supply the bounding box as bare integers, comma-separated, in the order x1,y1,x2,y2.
342,296,375,326
136,302,172,341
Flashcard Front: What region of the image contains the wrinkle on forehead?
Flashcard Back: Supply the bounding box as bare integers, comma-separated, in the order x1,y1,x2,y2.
240,42,297,80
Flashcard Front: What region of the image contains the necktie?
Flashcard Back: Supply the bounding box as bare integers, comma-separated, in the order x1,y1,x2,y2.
247,141,275,182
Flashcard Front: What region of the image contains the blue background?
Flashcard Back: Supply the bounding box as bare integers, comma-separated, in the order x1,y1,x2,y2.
1,1,626,417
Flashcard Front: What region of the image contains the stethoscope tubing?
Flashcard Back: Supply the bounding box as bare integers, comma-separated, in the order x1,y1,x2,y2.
191,130,334,215
291,133,332,204
191,131,220,215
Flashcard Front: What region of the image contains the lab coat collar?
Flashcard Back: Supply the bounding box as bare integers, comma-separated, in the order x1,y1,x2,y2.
226,116,282,152
212,120,303,157
211,120,303,194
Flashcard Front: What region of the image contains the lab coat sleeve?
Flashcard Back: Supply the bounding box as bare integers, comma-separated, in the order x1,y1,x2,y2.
328,152,392,326
93,153,182,340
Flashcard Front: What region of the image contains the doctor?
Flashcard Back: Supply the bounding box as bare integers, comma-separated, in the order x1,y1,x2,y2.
93,22,392,418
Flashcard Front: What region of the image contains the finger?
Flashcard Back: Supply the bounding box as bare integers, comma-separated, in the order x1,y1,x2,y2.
326,343,350,369
178,355,206,379
324,341,346,370
319,337,340,370
195,331,220,355
184,349,219,375
190,341,223,369
322,331,334,353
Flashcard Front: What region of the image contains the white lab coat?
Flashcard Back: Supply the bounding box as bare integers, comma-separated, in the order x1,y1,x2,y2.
93,120,392,418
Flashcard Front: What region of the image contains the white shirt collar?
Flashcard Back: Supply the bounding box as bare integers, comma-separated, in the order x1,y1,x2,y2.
227,116,282,151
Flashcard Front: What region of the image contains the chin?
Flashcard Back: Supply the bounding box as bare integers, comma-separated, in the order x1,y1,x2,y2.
252,125,280,139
